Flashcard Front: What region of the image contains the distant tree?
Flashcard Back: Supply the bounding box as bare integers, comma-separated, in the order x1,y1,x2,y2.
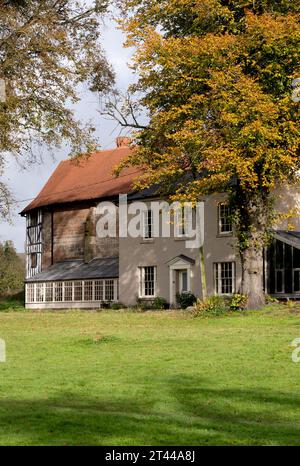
113,0,300,309
0,0,114,217
0,240,24,295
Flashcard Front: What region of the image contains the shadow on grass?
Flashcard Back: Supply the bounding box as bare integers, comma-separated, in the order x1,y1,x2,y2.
0,375,300,445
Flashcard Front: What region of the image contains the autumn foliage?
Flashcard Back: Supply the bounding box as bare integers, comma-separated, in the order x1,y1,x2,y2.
117,0,300,308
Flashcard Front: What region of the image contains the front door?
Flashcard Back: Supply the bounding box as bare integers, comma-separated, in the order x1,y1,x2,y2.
178,269,188,294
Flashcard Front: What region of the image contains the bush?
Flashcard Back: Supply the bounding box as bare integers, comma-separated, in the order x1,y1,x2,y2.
191,295,230,318
136,297,154,310
110,302,126,310
230,294,247,311
192,294,249,318
265,295,278,304
153,296,168,309
176,292,197,309
0,291,25,312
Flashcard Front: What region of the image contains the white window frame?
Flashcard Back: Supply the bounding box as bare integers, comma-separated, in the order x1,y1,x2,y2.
25,279,119,304
214,262,236,295
142,209,154,240
139,266,157,298
218,202,232,235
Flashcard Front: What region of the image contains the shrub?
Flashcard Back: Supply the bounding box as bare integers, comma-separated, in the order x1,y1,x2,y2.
0,291,25,312
176,292,196,309
229,294,247,311
101,302,110,309
153,296,168,309
265,295,278,304
136,297,154,310
110,302,126,310
192,295,230,318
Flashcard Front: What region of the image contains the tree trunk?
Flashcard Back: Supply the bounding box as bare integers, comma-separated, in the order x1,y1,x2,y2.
242,243,265,309
236,191,269,310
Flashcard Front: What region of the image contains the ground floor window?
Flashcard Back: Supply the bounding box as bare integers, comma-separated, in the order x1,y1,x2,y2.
105,279,115,301
214,262,235,295
26,279,118,304
139,266,156,298
64,282,73,301
54,282,63,302
268,239,300,294
84,281,93,301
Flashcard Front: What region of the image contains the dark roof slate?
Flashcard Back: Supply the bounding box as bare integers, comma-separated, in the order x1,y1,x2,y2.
26,257,119,282
274,231,300,249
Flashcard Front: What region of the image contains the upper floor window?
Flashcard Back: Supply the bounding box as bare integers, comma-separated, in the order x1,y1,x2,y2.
139,266,156,298
143,209,153,239
30,253,37,269
29,211,39,227
174,204,195,238
214,262,235,295
177,205,186,237
218,203,232,235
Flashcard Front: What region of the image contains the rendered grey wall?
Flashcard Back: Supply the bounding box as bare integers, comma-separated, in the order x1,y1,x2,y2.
119,194,242,306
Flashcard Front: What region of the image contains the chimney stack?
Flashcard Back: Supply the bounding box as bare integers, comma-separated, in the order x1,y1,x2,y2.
116,136,132,148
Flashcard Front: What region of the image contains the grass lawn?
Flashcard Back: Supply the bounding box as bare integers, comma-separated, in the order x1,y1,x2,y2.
0,303,300,445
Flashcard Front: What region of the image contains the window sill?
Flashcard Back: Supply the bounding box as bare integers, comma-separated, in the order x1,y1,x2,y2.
140,238,155,244
174,236,189,241
216,233,233,238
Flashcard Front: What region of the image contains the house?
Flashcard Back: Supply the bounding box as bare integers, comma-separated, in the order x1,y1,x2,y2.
21,137,300,309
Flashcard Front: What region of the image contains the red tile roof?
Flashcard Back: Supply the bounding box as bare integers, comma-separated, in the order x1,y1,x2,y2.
21,146,140,214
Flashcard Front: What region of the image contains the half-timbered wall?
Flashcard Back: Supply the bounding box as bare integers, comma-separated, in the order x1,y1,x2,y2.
26,209,42,279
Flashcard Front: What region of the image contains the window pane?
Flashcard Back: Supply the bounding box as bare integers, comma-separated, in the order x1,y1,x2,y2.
285,244,292,293
294,271,300,293
293,247,300,269
74,281,83,301
64,282,73,301
276,240,284,269
181,270,188,292
36,283,44,302
54,282,63,302
45,283,53,302
84,281,93,301
221,263,233,294
105,280,114,301
31,253,37,268
218,203,232,234
276,271,283,293
26,283,35,302
144,210,153,239
144,266,155,296
30,212,38,226
214,262,234,294
95,280,104,301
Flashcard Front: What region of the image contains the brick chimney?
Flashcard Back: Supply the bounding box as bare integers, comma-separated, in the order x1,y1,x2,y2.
116,136,132,148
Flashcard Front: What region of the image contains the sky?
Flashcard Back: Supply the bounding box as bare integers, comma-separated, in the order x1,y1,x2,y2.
0,14,135,252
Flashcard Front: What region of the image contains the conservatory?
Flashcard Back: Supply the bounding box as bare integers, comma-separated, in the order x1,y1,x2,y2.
25,258,119,309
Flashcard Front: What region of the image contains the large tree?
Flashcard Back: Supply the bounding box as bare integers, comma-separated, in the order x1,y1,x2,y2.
0,240,24,295
0,0,114,217
113,0,300,309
